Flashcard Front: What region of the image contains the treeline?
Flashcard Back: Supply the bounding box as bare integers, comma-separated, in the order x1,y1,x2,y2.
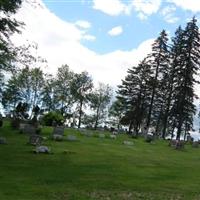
115,17,200,139
1,65,113,129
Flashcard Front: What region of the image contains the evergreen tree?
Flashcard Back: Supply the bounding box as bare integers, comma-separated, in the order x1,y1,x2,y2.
161,26,184,139
146,30,170,134
117,58,152,135
172,17,200,139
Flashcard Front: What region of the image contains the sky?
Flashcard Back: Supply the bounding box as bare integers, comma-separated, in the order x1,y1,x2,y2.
12,0,200,87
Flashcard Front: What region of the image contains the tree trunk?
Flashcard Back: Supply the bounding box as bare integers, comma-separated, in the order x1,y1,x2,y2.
78,100,83,128
94,106,100,130
146,58,160,132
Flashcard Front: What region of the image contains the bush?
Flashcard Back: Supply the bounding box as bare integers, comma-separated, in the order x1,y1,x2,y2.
42,112,64,126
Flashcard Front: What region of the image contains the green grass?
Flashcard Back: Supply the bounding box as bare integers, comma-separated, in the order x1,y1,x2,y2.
1,121,200,199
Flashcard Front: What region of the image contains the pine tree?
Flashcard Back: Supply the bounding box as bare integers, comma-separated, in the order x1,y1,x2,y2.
145,30,170,134
161,26,184,139
172,17,200,139
117,58,152,135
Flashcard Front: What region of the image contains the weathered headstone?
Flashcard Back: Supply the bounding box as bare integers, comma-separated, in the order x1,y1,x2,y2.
187,135,194,143
34,146,51,154
82,132,93,137
110,134,116,139
145,134,154,143
0,137,7,144
52,127,64,141
52,127,64,136
52,134,63,141
169,140,184,150
22,124,36,135
28,134,43,146
192,141,199,148
67,135,77,141
123,141,133,146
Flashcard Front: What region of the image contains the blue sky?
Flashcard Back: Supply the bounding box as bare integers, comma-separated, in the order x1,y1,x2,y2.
13,0,200,86
42,0,200,54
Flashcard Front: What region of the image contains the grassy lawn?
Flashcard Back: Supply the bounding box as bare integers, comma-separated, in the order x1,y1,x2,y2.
0,121,200,200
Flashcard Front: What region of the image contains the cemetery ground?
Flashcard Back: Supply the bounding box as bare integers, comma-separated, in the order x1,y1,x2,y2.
1,122,200,200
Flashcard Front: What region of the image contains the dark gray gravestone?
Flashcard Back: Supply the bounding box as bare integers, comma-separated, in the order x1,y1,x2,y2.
67,135,77,141
22,124,36,135
192,141,199,148
52,127,64,136
0,137,7,144
169,140,184,150
28,135,43,146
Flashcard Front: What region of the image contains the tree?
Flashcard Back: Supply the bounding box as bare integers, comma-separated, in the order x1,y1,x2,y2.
161,26,184,139
53,65,75,116
2,67,45,116
71,71,93,128
88,83,112,129
41,74,56,112
171,17,200,139
117,58,152,135
109,97,126,130
0,0,23,71
145,30,170,134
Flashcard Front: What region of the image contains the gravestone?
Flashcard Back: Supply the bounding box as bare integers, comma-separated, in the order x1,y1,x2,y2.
34,146,51,154
19,123,26,132
0,137,7,144
169,140,184,150
187,135,194,143
67,135,77,141
28,134,43,146
110,134,116,139
145,134,154,143
123,141,133,146
82,132,93,137
192,141,199,148
22,124,36,135
52,127,64,136
52,134,63,141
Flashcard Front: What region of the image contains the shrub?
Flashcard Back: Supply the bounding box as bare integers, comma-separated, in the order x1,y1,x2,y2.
42,112,64,126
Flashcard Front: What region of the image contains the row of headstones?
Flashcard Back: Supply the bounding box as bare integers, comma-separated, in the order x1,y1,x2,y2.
79,129,117,139
168,139,200,150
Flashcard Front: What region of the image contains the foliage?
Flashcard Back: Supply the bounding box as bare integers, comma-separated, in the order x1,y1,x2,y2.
41,111,64,126
88,83,112,129
71,71,93,128
2,67,45,115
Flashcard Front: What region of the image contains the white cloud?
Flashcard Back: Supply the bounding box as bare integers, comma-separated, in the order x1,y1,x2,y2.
75,20,91,29
82,34,96,41
132,0,162,19
161,6,179,23
93,0,131,16
92,0,163,19
169,0,200,12
12,0,153,87
108,26,123,36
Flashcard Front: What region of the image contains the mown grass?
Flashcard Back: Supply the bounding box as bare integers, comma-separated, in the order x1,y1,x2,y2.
0,121,200,200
